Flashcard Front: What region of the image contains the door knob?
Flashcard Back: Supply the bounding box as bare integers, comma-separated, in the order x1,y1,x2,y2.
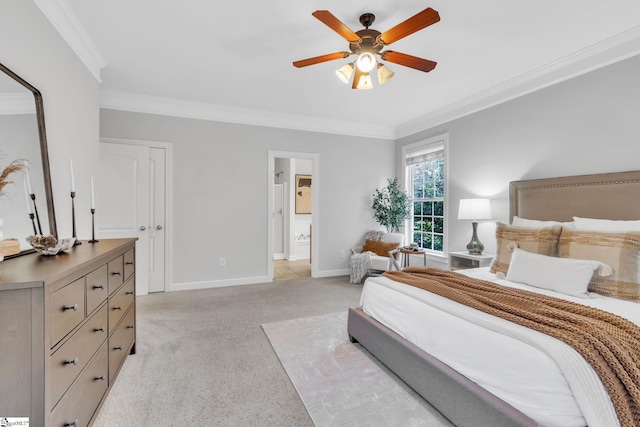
139,226,146,231
156,225,163,230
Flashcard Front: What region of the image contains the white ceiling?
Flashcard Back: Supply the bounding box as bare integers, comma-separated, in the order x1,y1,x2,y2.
51,0,640,139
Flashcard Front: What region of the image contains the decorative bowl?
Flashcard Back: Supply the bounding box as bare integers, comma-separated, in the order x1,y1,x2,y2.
26,235,75,256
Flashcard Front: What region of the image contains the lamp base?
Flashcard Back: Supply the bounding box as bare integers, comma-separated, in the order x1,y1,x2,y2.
466,221,484,255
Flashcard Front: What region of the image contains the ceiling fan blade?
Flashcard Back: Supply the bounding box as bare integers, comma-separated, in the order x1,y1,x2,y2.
380,51,437,73
312,10,362,43
379,7,440,45
352,67,363,89
293,52,351,68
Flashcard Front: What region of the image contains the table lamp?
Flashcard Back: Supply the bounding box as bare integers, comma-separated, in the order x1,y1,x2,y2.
458,198,492,255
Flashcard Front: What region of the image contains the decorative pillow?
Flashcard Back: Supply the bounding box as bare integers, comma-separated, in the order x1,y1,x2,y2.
512,216,575,230
573,217,640,232
559,229,640,300
506,248,604,298
362,239,399,257
490,222,562,274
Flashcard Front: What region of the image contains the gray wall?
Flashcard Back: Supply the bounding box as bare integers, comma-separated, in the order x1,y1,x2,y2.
99,109,395,286
1,1,101,240
397,54,640,256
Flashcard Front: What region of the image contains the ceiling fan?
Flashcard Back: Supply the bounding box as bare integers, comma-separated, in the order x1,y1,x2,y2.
293,7,440,89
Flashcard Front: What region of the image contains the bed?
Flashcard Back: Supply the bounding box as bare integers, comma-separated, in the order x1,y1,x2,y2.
347,170,640,427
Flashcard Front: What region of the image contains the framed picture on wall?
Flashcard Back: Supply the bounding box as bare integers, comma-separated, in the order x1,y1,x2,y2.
295,174,312,214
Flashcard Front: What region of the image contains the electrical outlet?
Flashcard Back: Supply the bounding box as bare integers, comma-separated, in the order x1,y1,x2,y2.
219,257,226,267
340,250,345,258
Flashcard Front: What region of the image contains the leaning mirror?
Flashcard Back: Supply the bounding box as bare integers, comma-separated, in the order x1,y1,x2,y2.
0,62,57,254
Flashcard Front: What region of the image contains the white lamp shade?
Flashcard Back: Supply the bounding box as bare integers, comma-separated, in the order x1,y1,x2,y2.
355,73,373,90
377,63,394,85
458,198,492,220
335,63,354,84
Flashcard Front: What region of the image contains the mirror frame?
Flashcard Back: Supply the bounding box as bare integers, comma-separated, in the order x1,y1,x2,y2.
0,62,57,250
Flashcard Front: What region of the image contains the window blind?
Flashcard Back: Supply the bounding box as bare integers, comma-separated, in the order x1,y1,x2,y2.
405,141,444,165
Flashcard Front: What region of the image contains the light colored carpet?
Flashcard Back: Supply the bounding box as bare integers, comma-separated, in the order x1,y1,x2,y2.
92,276,364,427
262,311,454,427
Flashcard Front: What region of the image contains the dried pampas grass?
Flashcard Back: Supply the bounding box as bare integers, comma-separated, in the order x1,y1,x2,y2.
0,159,25,198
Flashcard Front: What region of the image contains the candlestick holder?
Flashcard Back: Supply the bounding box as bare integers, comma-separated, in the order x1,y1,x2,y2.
88,208,99,243
28,213,38,235
30,193,42,235
70,191,82,245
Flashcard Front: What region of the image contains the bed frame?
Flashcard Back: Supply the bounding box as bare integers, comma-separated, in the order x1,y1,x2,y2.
347,170,640,427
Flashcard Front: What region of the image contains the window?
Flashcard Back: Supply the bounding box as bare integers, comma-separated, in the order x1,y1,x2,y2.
404,136,447,254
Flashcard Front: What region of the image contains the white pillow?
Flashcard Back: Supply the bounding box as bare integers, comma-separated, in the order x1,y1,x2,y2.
512,216,575,230
573,217,640,232
506,248,603,298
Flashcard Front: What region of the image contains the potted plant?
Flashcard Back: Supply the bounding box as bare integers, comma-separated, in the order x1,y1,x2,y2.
372,178,410,233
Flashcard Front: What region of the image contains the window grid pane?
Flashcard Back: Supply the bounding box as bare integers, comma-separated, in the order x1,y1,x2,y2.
409,157,445,253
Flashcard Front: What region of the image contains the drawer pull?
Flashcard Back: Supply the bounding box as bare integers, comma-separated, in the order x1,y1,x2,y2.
64,420,78,427
125,261,134,265
111,271,122,276
92,284,105,290
63,304,79,312
114,346,123,351
64,357,79,366
113,306,122,311
95,375,105,381
126,291,134,295
94,327,105,333
126,325,135,329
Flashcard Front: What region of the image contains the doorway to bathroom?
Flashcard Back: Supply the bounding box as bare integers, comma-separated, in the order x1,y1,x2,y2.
268,151,318,281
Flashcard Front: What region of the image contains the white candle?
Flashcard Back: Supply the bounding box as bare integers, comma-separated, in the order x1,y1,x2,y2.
69,159,76,192
91,176,95,209
25,168,33,194
24,180,33,214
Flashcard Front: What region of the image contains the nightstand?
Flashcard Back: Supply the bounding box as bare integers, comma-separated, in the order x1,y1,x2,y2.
449,251,494,271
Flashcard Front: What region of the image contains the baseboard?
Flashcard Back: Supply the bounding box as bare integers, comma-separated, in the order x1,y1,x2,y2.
170,275,271,292
169,269,351,292
314,268,349,278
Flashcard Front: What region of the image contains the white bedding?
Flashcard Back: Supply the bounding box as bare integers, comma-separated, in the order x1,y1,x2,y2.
359,268,640,427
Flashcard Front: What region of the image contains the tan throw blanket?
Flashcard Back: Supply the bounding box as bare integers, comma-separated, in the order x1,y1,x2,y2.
383,267,640,427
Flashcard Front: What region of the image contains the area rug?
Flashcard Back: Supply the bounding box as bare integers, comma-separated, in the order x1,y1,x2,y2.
262,311,453,427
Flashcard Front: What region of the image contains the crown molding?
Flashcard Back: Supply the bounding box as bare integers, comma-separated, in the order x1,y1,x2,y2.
34,0,105,82
100,91,396,140
396,25,640,139
0,93,36,115
36,0,640,140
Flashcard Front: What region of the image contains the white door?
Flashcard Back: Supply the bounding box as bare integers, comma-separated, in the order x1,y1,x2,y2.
98,143,151,295
148,148,166,293
273,184,284,257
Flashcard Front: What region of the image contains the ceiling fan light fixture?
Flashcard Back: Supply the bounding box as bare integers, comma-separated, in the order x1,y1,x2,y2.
293,8,440,89
356,52,376,73
377,63,394,85
356,72,373,90
335,62,354,84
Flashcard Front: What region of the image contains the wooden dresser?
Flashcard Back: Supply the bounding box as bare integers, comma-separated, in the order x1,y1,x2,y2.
0,238,137,427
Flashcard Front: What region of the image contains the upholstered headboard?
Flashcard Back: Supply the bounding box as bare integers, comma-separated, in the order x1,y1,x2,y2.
509,170,640,222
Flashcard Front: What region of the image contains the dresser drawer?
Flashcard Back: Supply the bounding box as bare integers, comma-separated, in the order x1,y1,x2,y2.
51,278,86,346
86,265,108,315
107,255,124,295
109,304,135,383
50,305,108,408
50,342,109,427
123,248,135,281
108,277,135,332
